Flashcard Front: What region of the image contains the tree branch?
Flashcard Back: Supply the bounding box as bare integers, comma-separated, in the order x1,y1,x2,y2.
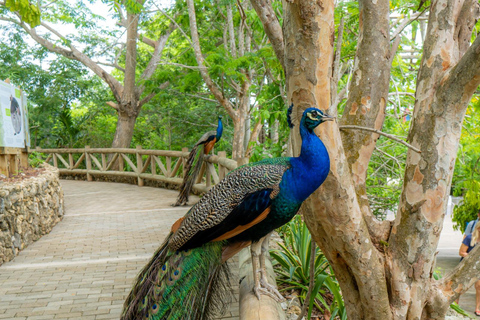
439,30,480,109
12,19,124,102
339,125,421,153
154,4,193,46
168,89,218,104
138,81,170,107
249,0,285,70
140,22,176,82
436,245,480,304
106,101,119,110
390,10,427,42
454,0,480,56
186,0,237,120
245,118,264,158
95,61,125,73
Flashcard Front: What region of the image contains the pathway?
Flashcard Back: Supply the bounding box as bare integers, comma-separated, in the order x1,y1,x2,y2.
0,180,238,320
436,209,477,317
0,180,475,319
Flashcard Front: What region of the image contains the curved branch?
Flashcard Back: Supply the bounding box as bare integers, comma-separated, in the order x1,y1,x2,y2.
436,245,480,304
12,19,124,102
439,29,480,106
390,10,427,42
249,0,285,70
140,23,176,82
186,0,237,120
155,5,193,46
339,125,421,153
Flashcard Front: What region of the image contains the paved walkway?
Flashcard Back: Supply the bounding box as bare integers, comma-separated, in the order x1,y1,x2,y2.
0,180,475,319
0,180,238,320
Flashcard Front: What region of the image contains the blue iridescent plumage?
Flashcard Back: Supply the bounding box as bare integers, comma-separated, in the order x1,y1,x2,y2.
122,106,333,320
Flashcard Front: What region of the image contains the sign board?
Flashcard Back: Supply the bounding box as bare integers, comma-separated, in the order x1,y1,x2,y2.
0,80,30,148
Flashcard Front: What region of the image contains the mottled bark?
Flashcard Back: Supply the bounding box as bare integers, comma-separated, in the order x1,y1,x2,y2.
338,0,392,241
283,0,392,318
389,4,480,316
255,0,480,318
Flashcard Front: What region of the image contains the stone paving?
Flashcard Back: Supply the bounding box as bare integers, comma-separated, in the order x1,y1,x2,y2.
0,179,476,319
0,180,238,320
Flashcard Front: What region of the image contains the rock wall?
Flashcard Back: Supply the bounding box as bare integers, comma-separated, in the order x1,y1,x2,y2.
0,164,64,265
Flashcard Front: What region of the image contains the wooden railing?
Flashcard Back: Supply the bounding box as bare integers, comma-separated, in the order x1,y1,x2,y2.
35,146,238,194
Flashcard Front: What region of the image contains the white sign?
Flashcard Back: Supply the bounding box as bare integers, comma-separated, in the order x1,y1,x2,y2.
0,80,30,148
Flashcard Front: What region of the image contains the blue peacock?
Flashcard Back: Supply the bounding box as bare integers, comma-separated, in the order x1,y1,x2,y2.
122,105,333,320
173,116,223,206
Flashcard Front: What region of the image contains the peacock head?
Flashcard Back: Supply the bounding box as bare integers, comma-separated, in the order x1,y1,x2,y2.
301,107,334,132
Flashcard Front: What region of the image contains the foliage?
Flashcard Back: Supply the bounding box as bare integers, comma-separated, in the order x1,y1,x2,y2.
4,0,40,27
28,151,45,167
271,215,347,319
0,29,111,148
452,180,480,232
451,100,480,231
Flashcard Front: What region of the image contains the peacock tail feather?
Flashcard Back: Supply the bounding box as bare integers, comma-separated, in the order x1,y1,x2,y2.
121,238,231,320
174,144,205,206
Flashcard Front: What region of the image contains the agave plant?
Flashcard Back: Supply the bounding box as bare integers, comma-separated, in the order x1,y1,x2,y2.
271,214,347,319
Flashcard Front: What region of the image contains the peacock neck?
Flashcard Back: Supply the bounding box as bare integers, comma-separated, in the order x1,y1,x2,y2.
286,125,330,202
216,119,223,141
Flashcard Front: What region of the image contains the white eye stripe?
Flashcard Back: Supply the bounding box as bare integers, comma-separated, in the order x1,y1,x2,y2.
307,112,320,121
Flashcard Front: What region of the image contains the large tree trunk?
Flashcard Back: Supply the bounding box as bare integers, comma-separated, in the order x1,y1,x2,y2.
111,11,140,149
256,0,480,318
111,110,138,149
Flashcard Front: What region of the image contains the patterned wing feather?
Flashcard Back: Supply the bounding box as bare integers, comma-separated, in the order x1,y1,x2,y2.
169,159,290,251
195,130,217,146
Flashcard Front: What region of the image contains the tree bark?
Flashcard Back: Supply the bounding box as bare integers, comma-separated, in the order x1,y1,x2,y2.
338,0,392,242
256,0,480,318
111,111,138,149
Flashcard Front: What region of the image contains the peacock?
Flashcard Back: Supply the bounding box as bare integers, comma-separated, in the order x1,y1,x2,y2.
121,105,333,320
173,116,223,206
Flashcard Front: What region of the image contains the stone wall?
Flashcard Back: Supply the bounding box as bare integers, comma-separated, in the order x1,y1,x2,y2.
0,164,64,265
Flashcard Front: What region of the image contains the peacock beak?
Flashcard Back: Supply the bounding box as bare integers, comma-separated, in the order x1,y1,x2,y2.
322,114,335,121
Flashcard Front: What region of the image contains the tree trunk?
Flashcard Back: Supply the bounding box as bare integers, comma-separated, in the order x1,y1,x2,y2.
277,0,480,319
232,79,251,159
111,11,140,149
111,110,138,149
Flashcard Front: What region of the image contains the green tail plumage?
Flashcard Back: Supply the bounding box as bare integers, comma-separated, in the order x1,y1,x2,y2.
174,145,205,206
121,237,231,320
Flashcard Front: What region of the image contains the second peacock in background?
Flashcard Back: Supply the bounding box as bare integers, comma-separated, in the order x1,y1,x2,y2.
173,115,223,206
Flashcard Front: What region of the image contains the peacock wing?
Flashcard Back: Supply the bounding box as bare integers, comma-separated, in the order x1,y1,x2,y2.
195,130,217,146
169,159,291,251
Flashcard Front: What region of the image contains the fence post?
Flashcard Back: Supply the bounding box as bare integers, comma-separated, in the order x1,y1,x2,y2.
218,151,226,180
181,147,188,177
53,152,58,168
136,145,144,187
237,158,249,167
85,146,92,181
101,153,106,171
68,153,74,169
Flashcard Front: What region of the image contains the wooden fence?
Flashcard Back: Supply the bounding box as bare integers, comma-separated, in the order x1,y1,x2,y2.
34,146,238,194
